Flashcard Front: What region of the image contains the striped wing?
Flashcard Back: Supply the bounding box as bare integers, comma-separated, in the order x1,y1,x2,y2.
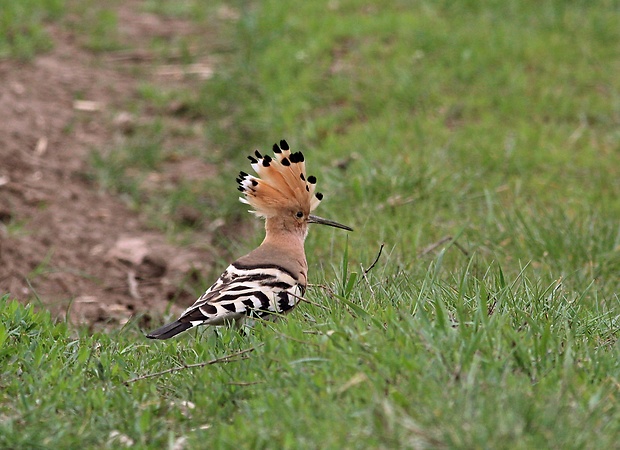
178,262,304,327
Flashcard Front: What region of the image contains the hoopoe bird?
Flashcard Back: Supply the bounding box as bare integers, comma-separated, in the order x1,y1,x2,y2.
147,139,352,339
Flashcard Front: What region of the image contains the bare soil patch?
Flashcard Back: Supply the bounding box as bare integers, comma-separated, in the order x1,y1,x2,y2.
0,4,219,330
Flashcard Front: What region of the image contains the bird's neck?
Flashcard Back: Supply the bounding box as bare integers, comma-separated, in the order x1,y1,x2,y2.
243,217,308,286
262,217,308,252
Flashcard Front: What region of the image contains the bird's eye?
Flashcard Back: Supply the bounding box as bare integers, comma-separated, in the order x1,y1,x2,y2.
296,211,304,218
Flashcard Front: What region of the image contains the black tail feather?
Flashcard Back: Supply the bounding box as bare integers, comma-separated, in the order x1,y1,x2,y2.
146,320,192,340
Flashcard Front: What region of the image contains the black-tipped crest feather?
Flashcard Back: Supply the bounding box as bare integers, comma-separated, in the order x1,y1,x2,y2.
238,140,322,217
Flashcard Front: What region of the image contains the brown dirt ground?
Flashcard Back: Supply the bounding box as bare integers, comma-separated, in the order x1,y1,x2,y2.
0,3,224,331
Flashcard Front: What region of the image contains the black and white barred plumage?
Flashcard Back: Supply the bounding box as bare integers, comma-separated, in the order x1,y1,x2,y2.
147,263,304,339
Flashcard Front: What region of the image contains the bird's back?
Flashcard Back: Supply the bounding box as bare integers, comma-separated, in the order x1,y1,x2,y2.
146,243,307,339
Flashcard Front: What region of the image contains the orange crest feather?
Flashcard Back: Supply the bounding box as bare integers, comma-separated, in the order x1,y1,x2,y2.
236,140,323,218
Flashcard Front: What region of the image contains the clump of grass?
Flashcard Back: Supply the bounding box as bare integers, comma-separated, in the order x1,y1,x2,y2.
2,247,618,448
0,0,65,59
0,0,125,58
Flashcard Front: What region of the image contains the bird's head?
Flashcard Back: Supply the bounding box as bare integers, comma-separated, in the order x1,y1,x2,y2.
236,140,352,238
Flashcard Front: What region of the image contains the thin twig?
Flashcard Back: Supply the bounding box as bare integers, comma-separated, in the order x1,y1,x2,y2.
360,269,375,296
124,346,258,385
452,241,470,257
270,328,322,346
227,380,265,386
363,243,385,276
418,235,470,258
107,49,156,62
289,291,329,310
359,243,385,296
308,283,337,298
417,236,453,257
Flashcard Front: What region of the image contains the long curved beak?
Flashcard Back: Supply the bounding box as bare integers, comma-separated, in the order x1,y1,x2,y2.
308,214,353,231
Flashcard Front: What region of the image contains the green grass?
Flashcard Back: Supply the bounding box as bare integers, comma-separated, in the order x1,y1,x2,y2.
0,0,126,58
65,1,123,53
1,259,618,448
0,0,65,59
3,0,620,448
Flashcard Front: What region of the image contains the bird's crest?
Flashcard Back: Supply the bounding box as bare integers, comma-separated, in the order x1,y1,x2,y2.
236,140,323,218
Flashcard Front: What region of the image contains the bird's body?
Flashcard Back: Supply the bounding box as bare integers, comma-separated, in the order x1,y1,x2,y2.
147,140,351,340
